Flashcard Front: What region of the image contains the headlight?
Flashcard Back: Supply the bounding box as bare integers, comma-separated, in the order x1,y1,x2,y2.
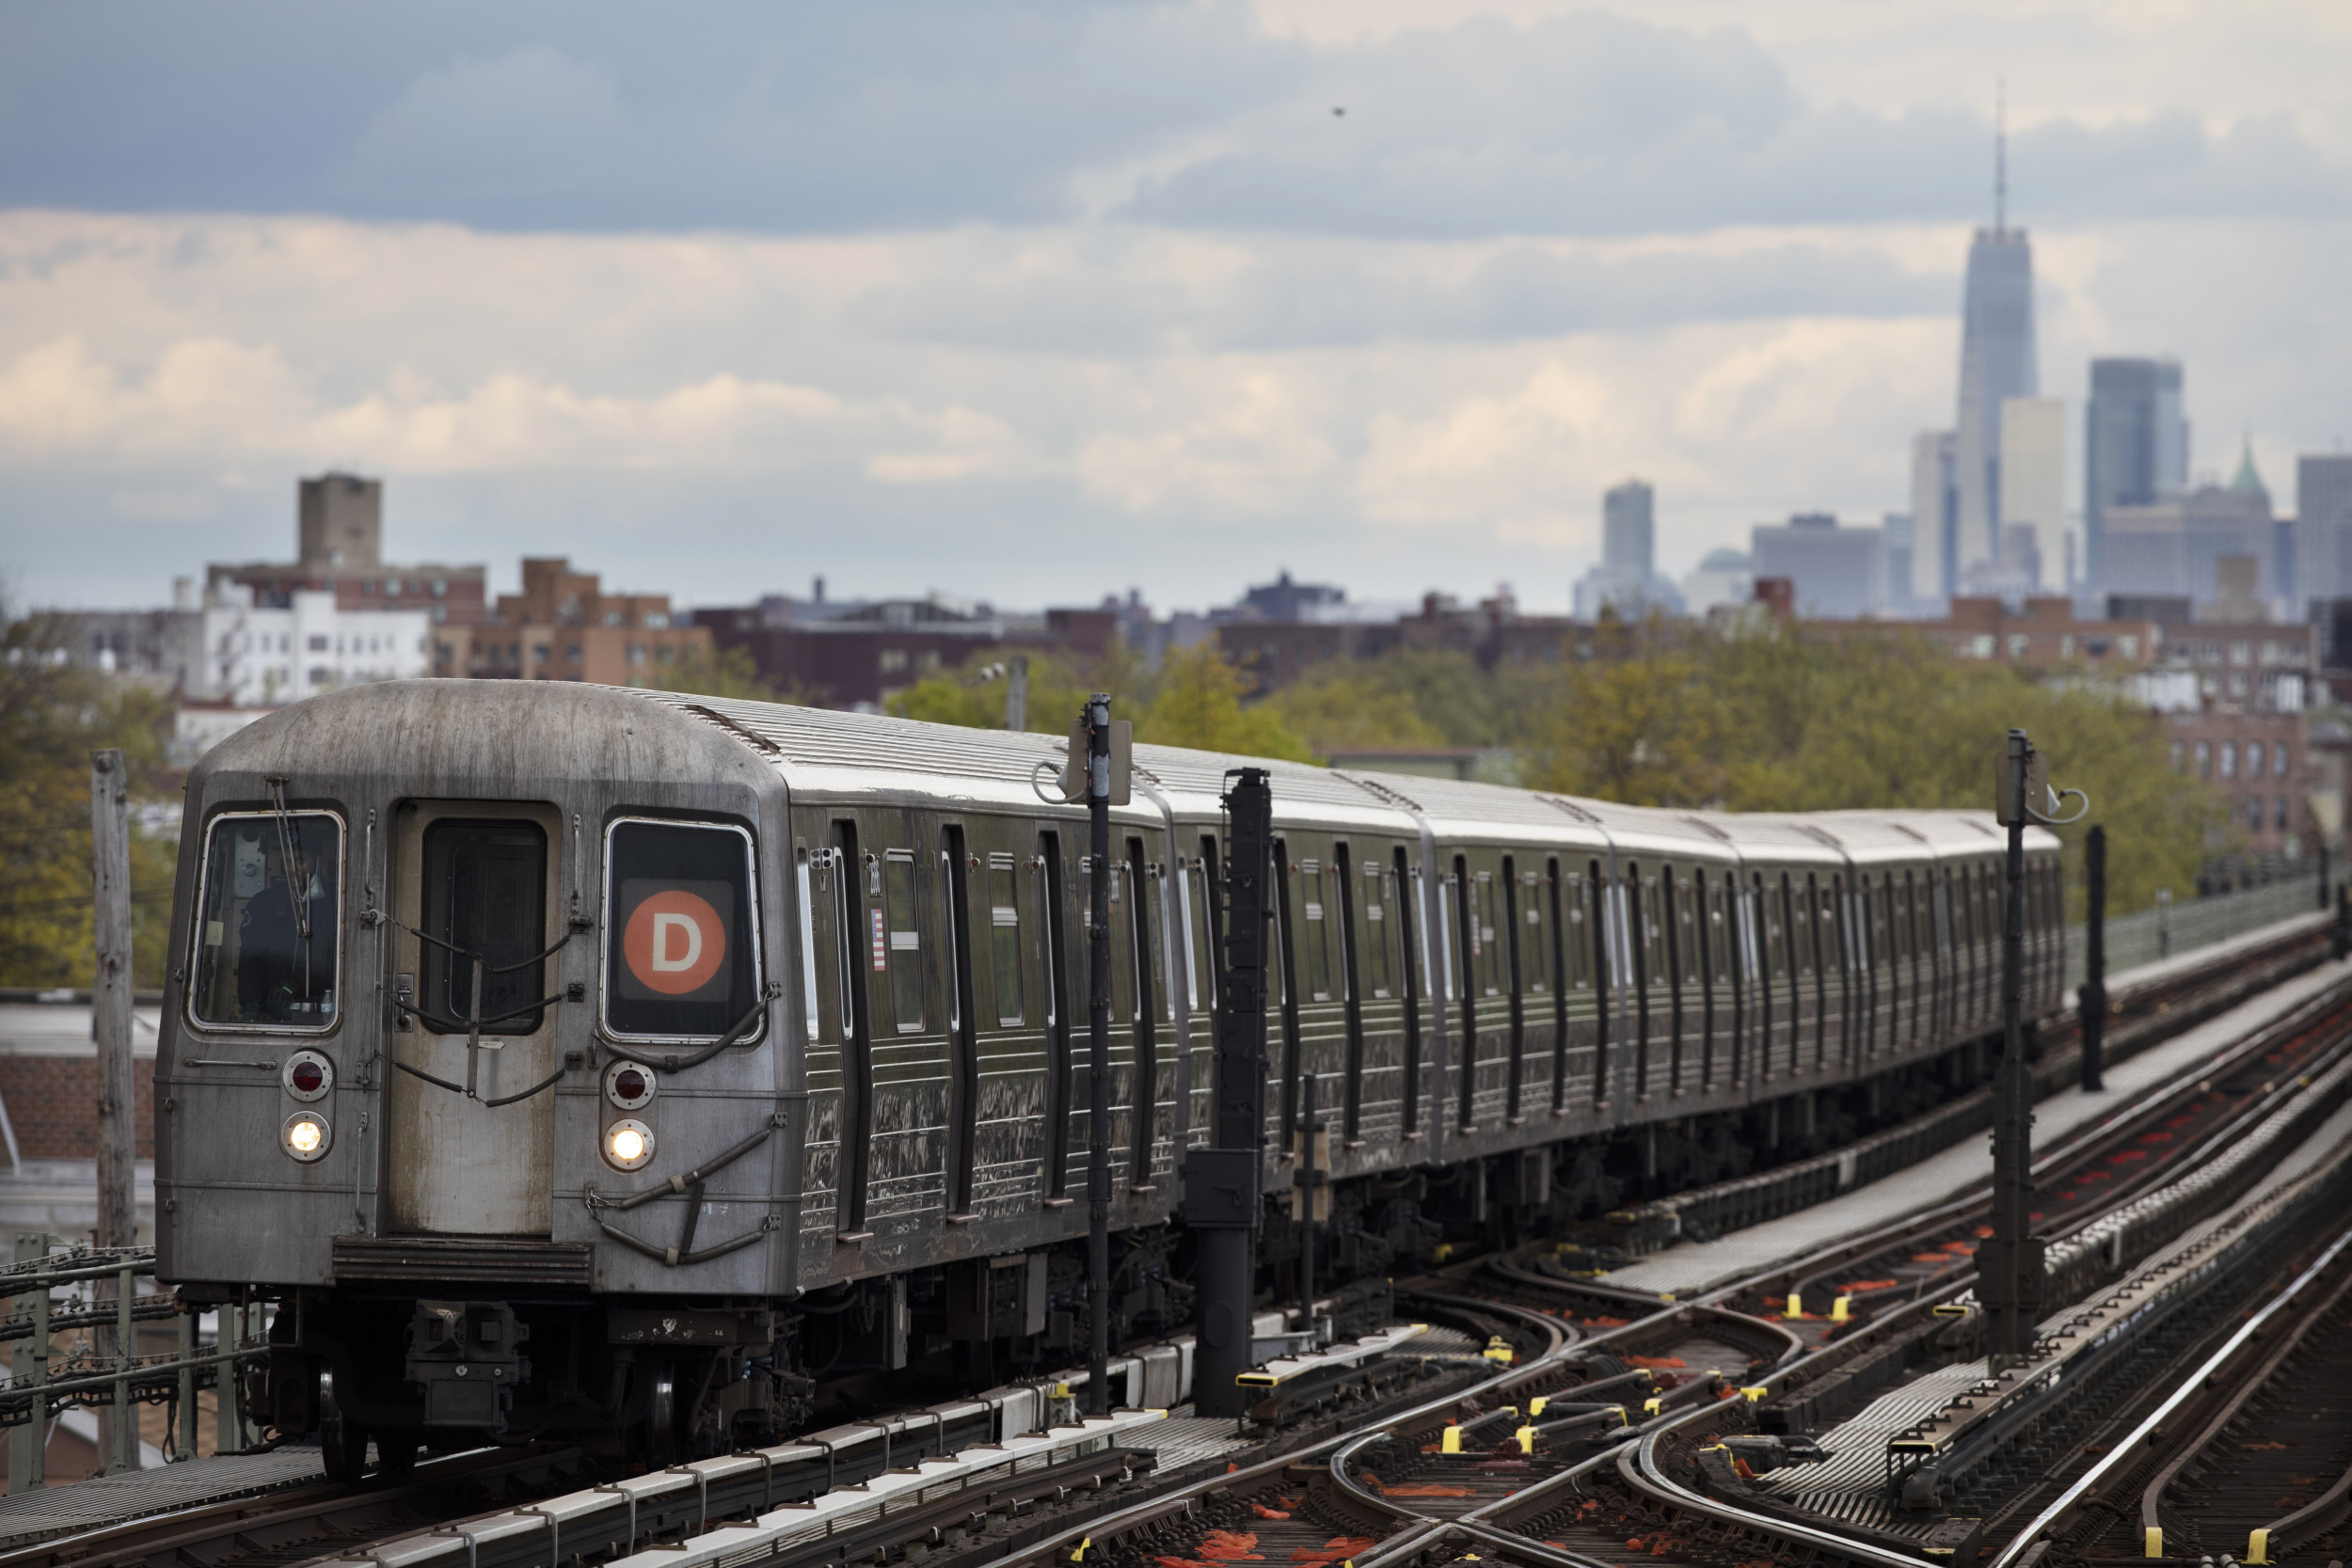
604,1118,655,1172
282,1111,331,1163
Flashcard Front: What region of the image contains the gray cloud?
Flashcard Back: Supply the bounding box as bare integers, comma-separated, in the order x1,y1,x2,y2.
0,1,1294,230
850,236,1954,355
4,4,2344,237
1130,13,2352,235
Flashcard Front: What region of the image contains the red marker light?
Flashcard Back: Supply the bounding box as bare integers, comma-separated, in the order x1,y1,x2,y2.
291,1060,324,1095
615,1068,648,1102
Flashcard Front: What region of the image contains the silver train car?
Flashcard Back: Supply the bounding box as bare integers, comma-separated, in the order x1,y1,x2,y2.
157,682,2065,1473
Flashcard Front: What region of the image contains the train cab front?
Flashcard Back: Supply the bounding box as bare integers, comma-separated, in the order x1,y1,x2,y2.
154,682,800,1479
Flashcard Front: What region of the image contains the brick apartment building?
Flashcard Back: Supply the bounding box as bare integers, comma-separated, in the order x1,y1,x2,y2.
1216,590,1597,695
207,472,488,626
699,598,1116,711
431,557,710,684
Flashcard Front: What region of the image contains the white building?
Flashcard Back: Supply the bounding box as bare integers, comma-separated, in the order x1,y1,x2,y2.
1681,548,1754,616
201,586,430,706
1994,396,2069,594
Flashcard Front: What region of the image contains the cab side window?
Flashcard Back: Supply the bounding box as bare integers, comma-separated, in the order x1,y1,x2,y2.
190,811,342,1030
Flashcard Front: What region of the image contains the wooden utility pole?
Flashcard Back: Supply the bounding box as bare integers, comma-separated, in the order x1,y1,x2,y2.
91,751,135,1248
90,748,137,1472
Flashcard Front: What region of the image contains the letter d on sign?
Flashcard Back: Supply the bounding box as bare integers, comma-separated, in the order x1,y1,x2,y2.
650,912,703,972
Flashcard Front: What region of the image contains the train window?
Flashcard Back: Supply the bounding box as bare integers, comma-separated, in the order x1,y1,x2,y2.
1476,872,1501,997
1303,858,1332,1002
1522,868,1550,995
1189,853,1217,1013
1565,871,1587,990
1040,832,1073,1198
883,851,926,1033
190,810,342,1031
1111,860,1138,1022
604,818,763,1043
1328,860,1354,1004
796,846,823,1043
988,856,1024,1027
1362,862,1394,999
421,820,548,1037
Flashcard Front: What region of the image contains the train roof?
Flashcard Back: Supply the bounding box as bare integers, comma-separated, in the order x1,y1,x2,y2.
198,684,2057,866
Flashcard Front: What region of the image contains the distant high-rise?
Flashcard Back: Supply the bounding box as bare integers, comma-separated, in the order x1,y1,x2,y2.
1910,431,1958,603
1574,478,1680,620
298,471,383,571
1603,479,1655,576
2296,454,2352,610
1996,396,2067,592
1751,513,1885,619
1952,104,2038,581
2085,357,2187,593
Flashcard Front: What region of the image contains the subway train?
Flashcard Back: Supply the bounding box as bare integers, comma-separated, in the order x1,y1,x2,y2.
156,681,2065,1475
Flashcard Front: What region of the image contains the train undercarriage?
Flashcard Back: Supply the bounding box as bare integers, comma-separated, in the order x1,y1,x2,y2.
229,1042,1994,1476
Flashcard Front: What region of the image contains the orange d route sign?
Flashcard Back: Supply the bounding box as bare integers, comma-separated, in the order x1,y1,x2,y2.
623,888,727,996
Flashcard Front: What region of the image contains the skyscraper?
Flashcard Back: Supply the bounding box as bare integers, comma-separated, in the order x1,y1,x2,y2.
1603,480,1655,575
1910,430,1957,604
2085,357,2187,593
1952,169,2038,581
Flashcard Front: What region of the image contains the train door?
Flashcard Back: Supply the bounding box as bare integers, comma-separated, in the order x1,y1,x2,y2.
941,826,980,1218
1334,845,1367,1143
1272,839,1302,1150
794,830,848,1244
1041,831,1074,1202
1352,851,1402,1143
1501,855,1525,1119
1662,866,1690,1094
1184,836,1218,1148
1394,846,1425,1138
386,800,565,1236
1541,859,1569,1114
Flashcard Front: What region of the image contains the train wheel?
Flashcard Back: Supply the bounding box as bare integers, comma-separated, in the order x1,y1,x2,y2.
318,1370,371,1485
643,1358,680,1465
320,1408,371,1484
375,1429,420,1478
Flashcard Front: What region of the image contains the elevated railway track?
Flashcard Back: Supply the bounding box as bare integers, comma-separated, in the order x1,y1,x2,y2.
4,915,2345,1568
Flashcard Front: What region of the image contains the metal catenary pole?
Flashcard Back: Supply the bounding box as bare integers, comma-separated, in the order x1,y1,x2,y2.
1183,769,1271,1420
90,748,138,1473
1006,655,1028,733
1084,694,1113,1418
2080,824,2106,1093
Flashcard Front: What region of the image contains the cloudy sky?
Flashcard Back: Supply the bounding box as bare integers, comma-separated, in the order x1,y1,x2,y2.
4,1,2347,615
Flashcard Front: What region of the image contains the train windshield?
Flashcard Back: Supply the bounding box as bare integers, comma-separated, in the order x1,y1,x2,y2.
603,818,763,1042
190,812,342,1030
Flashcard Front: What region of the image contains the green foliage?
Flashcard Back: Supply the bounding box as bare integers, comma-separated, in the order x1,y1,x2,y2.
0,612,180,988
885,651,1099,734
643,644,801,703
1521,618,2219,917
1136,644,1315,762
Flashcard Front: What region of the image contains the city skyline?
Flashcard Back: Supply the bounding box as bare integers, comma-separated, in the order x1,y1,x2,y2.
4,2,2348,615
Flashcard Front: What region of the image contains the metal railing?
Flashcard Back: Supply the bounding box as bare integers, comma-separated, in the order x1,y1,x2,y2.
3,1236,271,1487
2064,875,2325,992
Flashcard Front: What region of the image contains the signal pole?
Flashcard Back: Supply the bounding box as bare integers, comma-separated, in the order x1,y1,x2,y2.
1983,729,2084,1366
2080,824,2106,1093
1085,694,1113,1418
1184,769,1271,1418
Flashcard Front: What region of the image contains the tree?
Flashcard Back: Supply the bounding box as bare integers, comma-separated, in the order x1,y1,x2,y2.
1136,644,1315,762
886,650,1096,734
1521,617,2221,917
0,611,178,988
643,645,800,703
